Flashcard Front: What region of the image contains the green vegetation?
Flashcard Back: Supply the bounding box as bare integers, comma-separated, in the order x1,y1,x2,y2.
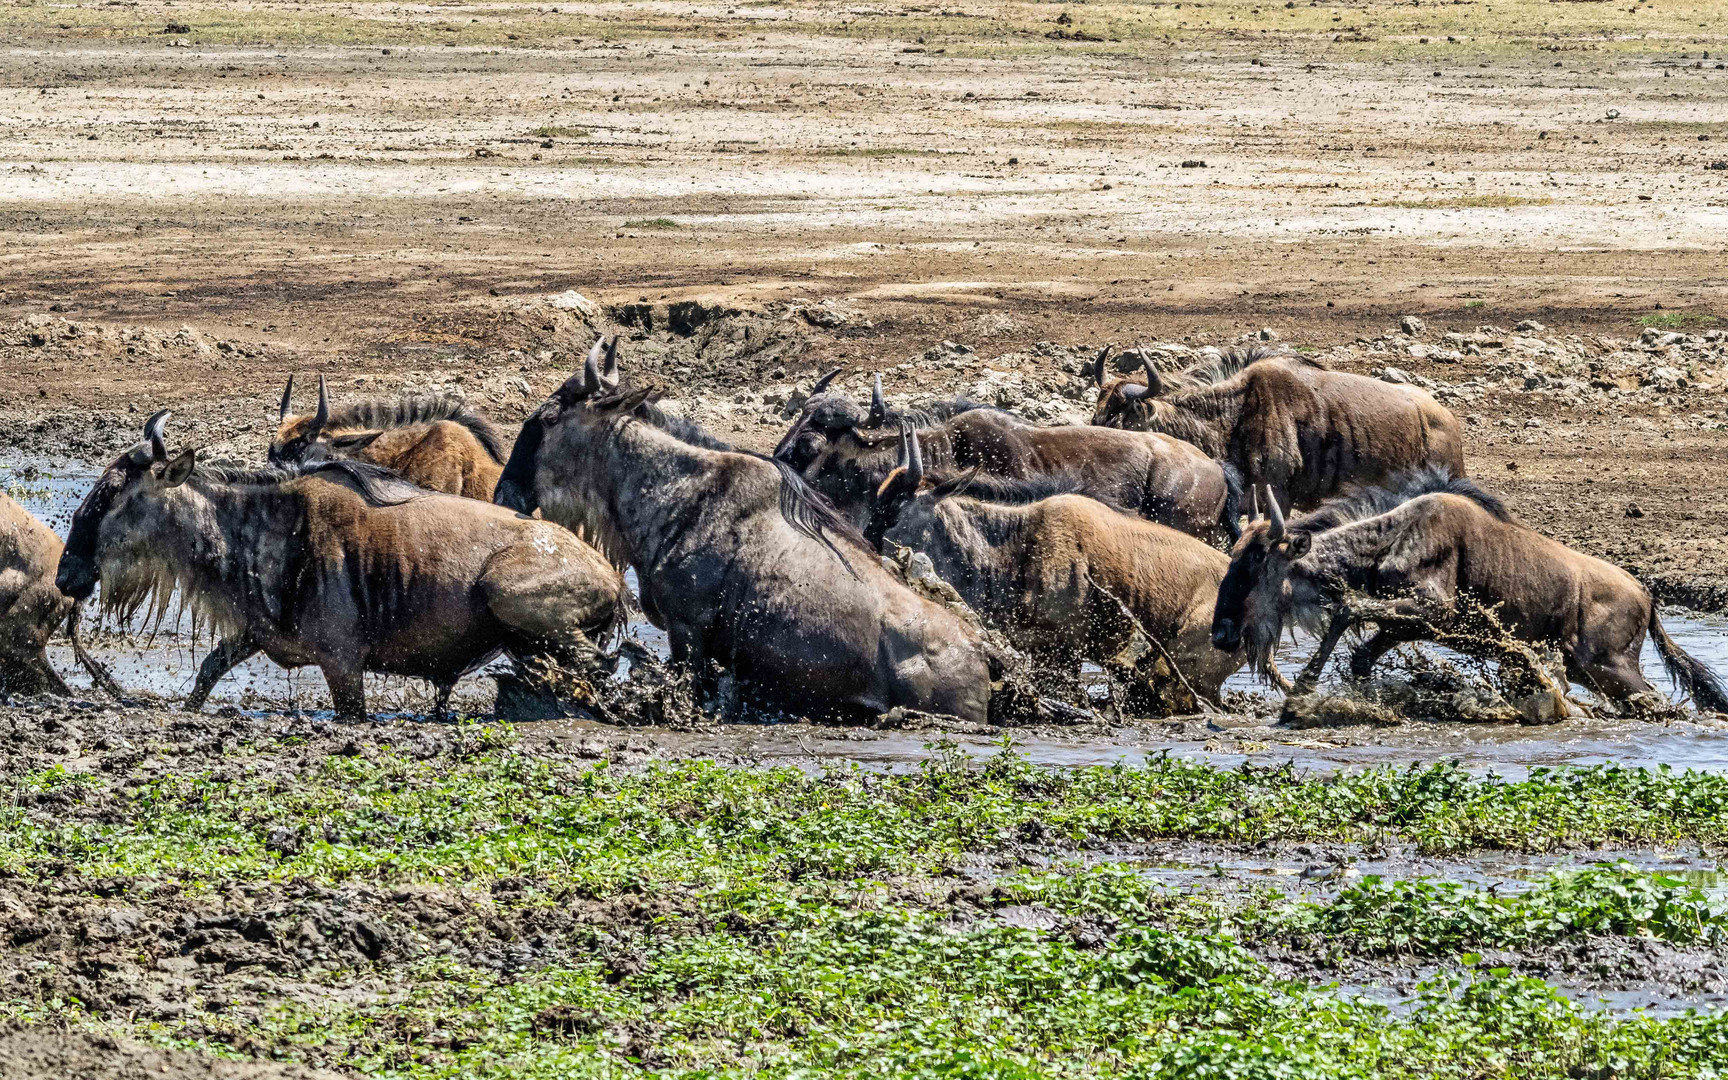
11,742,1728,1076
1274,863,1726,955
623,217,680,229
1639,311,1718,329
532,126,593,140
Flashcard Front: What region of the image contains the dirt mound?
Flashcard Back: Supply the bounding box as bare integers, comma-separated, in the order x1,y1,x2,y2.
0,1023,337,1080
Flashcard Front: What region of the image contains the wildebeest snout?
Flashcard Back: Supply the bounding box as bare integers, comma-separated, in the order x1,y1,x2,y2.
1211,618,1240,652
55,554,97,603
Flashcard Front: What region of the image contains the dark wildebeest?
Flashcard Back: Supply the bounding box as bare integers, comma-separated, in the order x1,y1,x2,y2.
774,369,1244,543
868,427,1249,710
1091,346,1465,514
57,411,623,720
1209,471,1728,712
270,371,515,500
494,344,995,723
0,494,76,694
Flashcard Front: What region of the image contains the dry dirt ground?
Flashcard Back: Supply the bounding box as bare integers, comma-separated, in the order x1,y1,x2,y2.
1,0,1726,600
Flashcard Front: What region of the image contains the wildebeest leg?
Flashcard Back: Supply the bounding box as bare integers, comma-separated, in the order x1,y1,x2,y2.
321,665,368,722
1571,656,1654,704
1348,625,1426,681
185,635,260,712
432,680,456,722
0,650,69,697
1293,611,1351,693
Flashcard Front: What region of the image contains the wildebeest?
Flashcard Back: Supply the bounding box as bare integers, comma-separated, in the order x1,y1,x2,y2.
494,343,995,723
0,493,75,695
774,370,1244,543
271,372,512,499
1210,471,1728,712
1091,346,1465,513
57,411,623,720
869,427,1248,710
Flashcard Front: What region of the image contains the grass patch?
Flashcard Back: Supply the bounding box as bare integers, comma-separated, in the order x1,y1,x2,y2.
623,217,679,229
531,125,592,140
1373,195,1555,209
1639,311,1718,329
14,743,1728,1075
1465,299,1487,309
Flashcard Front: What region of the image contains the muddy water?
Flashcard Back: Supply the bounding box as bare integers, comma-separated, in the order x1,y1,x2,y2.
10,453,1728,777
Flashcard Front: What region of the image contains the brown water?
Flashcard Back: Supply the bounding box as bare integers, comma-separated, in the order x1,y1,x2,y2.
12,454,1728,776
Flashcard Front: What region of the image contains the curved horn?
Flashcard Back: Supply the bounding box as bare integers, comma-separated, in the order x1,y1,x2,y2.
809,367,843,396
143,409,171,463
1250,485,1260,522
311,375,330,432
907,427,924,487
1093,345,1112,388
1265,485,1286,541
600,336,621,390
896,419,911,469
866,373,888,429
1140,354,1164,397
278,374,294,423
582,342,603,396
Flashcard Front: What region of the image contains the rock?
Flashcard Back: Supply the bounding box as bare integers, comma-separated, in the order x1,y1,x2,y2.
1643,365,1686,390
1377,367,1412,384
1257,327,1279,341
1400,315,1426,336
1406,343,1433,359
1626,503,1644,518
264,826,303,857
1515,319,1546,332
548,289,598,318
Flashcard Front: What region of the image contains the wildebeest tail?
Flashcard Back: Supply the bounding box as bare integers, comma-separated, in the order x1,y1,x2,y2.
1648,600,1728,714
1217,459,1245,542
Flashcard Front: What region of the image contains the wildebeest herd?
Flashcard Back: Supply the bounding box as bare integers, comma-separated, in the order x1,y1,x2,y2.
0,337,1720,721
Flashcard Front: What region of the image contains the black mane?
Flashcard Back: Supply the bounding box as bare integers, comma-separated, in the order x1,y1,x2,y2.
318,394,508,464
1294,467,1510,535
193,459,428,508
880,397,1006,430
929,469,1090,506
626,396,872,557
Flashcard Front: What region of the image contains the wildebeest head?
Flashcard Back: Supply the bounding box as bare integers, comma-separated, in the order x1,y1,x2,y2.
772,369,890,471
1210,485,1310,656
865,425,978,552
268,374,349,466
1090,346,1168,429
494,337,631,518
57,409,197,603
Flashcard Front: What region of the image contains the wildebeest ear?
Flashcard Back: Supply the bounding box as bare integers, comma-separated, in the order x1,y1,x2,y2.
331,431,384,452
596,386,658,414
161,449,196,487
1284,532,1311,558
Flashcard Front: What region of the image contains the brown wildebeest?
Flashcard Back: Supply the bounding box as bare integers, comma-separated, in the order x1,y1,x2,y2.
774,371,1244,543
57,411,623,720
1091,346,1465,513
270,370,517,499
1209,471,1728,712
0,493,75,694
869,427,1248,711
494,342,995,723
